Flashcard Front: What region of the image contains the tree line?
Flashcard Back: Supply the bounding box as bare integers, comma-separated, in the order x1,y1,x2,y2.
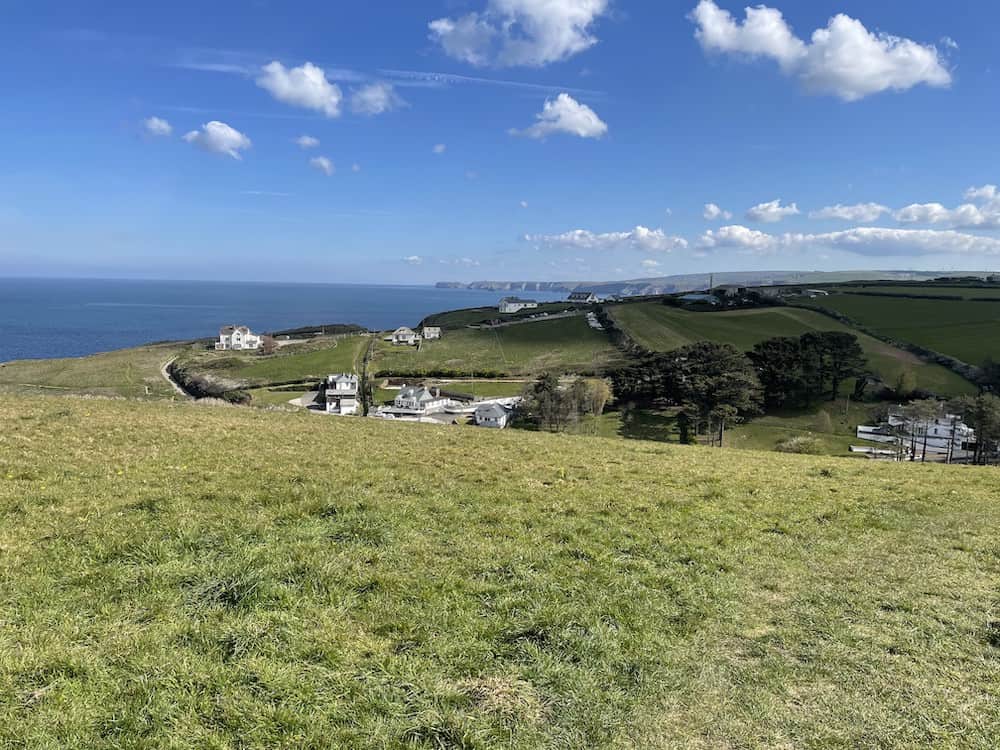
611,331,869,445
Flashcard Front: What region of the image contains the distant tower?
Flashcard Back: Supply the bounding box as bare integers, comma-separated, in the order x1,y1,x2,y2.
709,273,714,291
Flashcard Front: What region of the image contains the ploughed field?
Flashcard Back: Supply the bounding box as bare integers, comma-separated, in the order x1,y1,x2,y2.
608,302,974,396
1,394,998,748
798,291,1000,367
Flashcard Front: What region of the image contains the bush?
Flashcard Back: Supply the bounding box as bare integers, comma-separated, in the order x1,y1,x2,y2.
775,436,825,454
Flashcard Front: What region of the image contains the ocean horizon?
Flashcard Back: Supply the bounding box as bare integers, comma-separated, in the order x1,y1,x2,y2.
0,277,566,362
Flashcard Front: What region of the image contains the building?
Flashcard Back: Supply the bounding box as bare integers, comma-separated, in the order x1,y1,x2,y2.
216,325,263,351
568,291,598,304
856,409,975,460
711,285,747,298
394,385,449,414
474,402,512,429
498,297,538,314
392,326,418,345
325,373,360,415
422,326,442,340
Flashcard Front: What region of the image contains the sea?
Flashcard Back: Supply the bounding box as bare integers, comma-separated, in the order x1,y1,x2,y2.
0,278,566,362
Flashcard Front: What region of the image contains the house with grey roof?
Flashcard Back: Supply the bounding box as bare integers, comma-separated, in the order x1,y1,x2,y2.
216,325,263,351
568,290,598,304
325,373,360,415
393,385,449,414
475,402,512,429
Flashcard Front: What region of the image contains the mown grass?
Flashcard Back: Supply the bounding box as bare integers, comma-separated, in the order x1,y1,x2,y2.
177,335,370,389
609,302,974,396
0,343,188,399
372,316,621,377
1,394,998,748
800,293,1000,366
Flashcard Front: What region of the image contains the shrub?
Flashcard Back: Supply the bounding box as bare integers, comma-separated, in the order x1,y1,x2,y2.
775,435,825,454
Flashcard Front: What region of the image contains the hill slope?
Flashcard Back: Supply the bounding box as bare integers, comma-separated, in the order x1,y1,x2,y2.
1,395,998,748
609,302,974,396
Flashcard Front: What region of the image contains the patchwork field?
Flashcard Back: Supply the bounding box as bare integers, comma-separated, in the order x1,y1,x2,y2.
798,293,1000,366
609,302,975,396
421,302,579,330
0,343,188,399
1,394,998,747
372,315,622,376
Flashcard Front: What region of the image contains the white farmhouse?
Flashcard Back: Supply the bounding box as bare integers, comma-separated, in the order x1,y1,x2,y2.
568,291,598,304
325,373,360,415
498,297,538,314
856,409,975,460
392,326,418,345
475,402,511,429
394,385,449,414
216,325,263,351
422,326,442,340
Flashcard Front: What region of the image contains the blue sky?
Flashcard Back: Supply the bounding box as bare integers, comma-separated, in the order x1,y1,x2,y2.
2,0,999,284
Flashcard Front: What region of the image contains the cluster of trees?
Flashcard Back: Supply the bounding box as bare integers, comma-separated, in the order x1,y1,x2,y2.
610,332,869,446
612,341,764,445
748,331,868,407
521,373,612,431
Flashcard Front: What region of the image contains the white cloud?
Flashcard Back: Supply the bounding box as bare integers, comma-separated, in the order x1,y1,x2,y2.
433,143,447,154
703,202,732,220
351,163,361,173
698,224,1000,256
404,255,423,265
296,135,320,149
182,121,251,160
510,93,607,139
641,259,662,269
256,61,343,117
520,200,529,208
689,0,952,101
143,116,172,137
746,198,800,223
809,202,890,222
894,186,1000,228
429,0,610,68
351,82,405,115
526,225,688,252
309,156,334,176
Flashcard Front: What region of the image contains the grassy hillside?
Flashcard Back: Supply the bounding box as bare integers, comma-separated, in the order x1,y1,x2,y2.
610,302,974,396
175,335,370,390
0,343,188,399
422,302,579,330
829,285,1000,300
372,315,621,376
799,294,1000,366
2,399,1000,748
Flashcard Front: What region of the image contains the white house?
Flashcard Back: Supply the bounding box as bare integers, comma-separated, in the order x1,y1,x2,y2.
394,385,449,413
568,291,598,304
325,373,360,415
422,326,442,340
475,402,511,429
392,326,418,345
216,325,263,351
856,409,975,460
498,297,538,314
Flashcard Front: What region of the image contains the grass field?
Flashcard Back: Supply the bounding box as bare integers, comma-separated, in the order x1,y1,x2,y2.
421,303,578,330
372,316,621,377
1,394,998,747
828,285,1000,299
798,294,1000,366
177,336,370,389
609,302,975,396
0,343,188,399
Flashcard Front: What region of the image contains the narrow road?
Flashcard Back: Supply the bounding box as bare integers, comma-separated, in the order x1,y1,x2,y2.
160,358,192,398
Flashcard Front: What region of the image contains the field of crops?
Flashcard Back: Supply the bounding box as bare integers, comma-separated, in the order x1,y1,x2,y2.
1,394,998,747
372,315,621,376
799,293,1000,366
609,302,974,396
